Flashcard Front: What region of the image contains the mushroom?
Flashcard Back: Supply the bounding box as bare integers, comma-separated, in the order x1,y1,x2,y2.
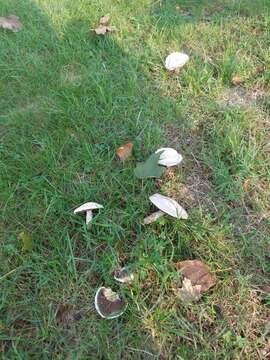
165,52,189,72
74,202,103,225
113,267,134,283
94,287,126,319
144,193,188,224
155,148,183,167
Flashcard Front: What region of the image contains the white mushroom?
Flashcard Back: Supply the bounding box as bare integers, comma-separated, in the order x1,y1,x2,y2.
149,193,188,219
143,210,165,224
74,202,103,225
94,287,126,319
155,148,183,167
165,52,189,71
113,267,135,283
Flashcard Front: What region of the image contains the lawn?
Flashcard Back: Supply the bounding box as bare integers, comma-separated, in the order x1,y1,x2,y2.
1,0,270,358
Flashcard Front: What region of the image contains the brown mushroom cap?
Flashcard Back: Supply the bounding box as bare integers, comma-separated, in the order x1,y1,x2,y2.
94,287,126,319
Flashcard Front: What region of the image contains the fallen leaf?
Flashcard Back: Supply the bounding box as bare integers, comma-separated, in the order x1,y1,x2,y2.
174,277,202,302
143,210,165,224
94,25,113,35
116,142,133,161
55,304,82,328
18,232,33,251
0,15,22,32
134,152,165,179
175,259,216,293
252,65,266,76
95,287,126,319
232,76,244,85
100,15,110,26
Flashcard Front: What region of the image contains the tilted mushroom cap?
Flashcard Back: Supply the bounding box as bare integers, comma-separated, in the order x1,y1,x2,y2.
155,148,183,167
113,267,135,283
149,193,188,219
94,287,126,319
74,202,103,214
165,52,189,71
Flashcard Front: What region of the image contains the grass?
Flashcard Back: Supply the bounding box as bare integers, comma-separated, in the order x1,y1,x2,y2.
1,0,270,358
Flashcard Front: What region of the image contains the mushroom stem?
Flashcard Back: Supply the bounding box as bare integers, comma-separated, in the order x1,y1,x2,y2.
86,210,93,225
143,210,165,225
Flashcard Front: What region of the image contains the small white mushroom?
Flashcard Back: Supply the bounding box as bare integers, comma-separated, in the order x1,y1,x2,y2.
74,202,103,225
113,267,135,283
149,193,188,219
165,52,189,72
94,287,126,319
155,148,183,167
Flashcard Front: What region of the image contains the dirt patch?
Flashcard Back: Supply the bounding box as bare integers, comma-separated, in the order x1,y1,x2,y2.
221,86,264,108
157,163,216,214
55,304,83,329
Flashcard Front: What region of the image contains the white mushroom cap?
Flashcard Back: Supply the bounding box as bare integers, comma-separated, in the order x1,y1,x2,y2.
74,202,103,214
149,193,188,219
165,52,189,71
113,267,135,283
155,148,183,167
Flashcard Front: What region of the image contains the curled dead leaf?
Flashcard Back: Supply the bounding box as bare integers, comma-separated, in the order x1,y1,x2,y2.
94,25,114,35
116,142,133,161
0,15,22,32
175,260,216,293
232,76,244,85
253,65,266,76
100,15,110,26
174,277,202,302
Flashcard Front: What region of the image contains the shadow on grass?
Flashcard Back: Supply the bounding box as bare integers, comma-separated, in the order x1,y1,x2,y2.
1,0,270,358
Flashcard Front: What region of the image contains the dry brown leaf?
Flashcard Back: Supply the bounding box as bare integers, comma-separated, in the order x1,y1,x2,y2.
116,142,133,161
252,65,266,76
0,15,22,32
100,15,110,26
94,25,113,35
232,76,244,85
175,259,216,293
174,277,202,302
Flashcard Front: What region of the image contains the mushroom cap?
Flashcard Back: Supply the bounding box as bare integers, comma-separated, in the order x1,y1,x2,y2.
155,148,183,167
94,287,126,319
149,193,188,219
74,202,103,214
165,52,189,71
113,267,135,283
